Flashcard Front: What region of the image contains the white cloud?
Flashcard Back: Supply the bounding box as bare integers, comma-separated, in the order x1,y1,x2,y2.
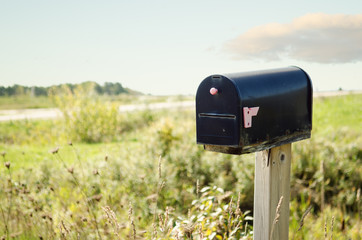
225,13,362,63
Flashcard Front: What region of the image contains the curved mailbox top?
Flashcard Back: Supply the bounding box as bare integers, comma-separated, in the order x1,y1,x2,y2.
196,66,312,154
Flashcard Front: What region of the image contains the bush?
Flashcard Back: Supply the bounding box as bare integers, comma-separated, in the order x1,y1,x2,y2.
51,84,121,143
170,186,253,239
51,84,154,143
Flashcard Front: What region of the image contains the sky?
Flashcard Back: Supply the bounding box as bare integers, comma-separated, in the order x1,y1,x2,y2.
1,0,362,95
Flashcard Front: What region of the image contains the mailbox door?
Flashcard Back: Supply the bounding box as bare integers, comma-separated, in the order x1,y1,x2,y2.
196,76,241,147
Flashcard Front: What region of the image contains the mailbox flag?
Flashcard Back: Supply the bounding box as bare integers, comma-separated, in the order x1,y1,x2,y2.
243,107,259,128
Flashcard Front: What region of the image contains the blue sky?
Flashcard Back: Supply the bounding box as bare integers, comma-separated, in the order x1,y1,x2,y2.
1,0,362,95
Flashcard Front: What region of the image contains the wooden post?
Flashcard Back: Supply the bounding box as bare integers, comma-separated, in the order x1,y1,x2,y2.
253,143,292,240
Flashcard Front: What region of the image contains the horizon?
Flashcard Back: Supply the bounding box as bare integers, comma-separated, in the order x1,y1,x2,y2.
1,80,361,97
1,1,362,95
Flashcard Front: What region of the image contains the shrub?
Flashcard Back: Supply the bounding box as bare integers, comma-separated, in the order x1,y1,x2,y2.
51,84,121,143
169,186,253,239
51,84,155,143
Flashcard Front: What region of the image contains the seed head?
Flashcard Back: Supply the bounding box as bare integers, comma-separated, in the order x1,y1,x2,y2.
199,225,204,240
183,222,195,238
235,192,242,215
297,205,312,232
357,188,360,202
1,151,6,157
60,220,70,237
50,147,59,154
330,216,335,239
128,202,133,221
4,162,10,169
158,155,162,179
94,194,102,201
274,196,284,224
67,167,74,174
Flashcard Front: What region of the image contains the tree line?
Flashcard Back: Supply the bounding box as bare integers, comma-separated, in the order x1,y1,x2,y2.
0,82,133,97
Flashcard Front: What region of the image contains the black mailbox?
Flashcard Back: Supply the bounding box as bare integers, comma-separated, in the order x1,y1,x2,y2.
196,66,312,154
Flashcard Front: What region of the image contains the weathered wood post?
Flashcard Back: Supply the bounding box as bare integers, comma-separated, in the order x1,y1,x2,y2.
195,67,312,240
254,144,291,240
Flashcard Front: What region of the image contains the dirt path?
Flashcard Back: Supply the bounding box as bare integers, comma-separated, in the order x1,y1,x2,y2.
0,101,195,122
0,108,62,121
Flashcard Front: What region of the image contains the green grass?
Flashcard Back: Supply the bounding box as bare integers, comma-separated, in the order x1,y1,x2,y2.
313,94,362,134
0,93,361,239
0,119,60,145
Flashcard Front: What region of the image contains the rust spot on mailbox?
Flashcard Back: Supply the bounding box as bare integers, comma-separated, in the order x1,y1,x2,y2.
196,66,313,154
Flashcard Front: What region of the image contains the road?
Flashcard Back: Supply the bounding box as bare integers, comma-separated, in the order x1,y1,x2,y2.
0,101,195,122
0,91,360,122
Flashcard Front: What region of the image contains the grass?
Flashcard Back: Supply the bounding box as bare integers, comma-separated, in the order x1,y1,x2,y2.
0,93,361,239
313,94,362,134
0,96,55,110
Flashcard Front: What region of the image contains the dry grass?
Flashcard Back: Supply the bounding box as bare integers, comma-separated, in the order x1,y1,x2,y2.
269,196,284,240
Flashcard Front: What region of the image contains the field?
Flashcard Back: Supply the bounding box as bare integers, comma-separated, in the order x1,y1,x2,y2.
0,92,361,239
0,94,193,110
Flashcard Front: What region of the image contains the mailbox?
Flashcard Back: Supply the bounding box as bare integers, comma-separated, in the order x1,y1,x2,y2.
196,66,312,154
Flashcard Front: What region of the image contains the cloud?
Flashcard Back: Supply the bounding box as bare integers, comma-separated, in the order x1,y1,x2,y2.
225,13,362,63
